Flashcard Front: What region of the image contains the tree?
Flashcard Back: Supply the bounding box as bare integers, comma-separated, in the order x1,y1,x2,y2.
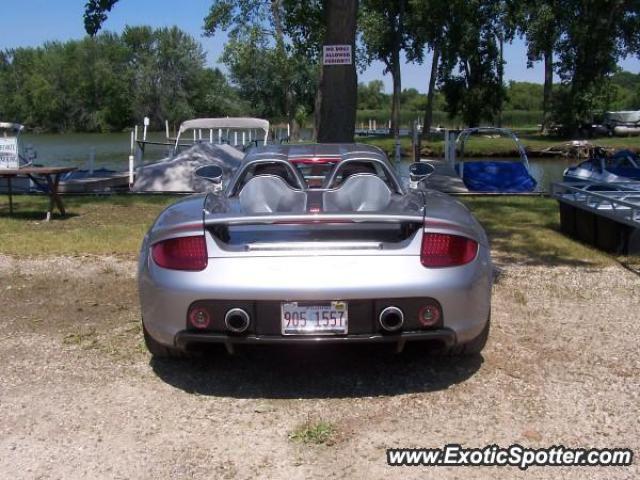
316,0,359,142
84,0,120,36
437,0,509,127
515,1,560,131
204,1,317,139
553,0,640,134
84,0,359,142
408,0,450,137
357,80,387,110
0,28,223,132
360,0,416,138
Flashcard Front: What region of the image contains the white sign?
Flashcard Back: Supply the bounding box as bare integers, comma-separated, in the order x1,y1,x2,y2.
0,137,19,169
323,45,352,65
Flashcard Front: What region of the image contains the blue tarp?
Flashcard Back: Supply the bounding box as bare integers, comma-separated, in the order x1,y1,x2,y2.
608,150,640,180
608,167,640,180
456,161,537,193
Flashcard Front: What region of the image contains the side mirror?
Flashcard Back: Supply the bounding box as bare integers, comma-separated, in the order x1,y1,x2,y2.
409,162,435,182
195,165,224,184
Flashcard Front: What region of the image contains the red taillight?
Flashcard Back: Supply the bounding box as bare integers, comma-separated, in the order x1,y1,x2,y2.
421,233,478,268
151,235,208,271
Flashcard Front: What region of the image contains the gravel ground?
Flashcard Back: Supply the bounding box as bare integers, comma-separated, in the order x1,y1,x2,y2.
0,254,638,479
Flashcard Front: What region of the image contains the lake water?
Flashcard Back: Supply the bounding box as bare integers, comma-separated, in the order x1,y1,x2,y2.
21,132,574,193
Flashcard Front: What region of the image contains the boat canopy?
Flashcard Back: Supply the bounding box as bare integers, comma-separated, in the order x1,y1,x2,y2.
604,111,640,125
176,117,270,145
133,143,244,193
455,127,537,193
0,122,25,133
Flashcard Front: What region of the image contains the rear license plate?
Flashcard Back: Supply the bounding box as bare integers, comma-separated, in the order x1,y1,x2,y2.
281,301,348,335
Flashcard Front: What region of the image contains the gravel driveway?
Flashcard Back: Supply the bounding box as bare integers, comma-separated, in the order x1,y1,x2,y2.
0,254,638,479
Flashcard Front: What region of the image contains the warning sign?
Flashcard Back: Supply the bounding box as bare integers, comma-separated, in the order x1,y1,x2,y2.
0,137,18,169
323,45,352,65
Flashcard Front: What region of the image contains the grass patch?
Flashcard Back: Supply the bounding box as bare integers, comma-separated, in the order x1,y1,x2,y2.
0,194,176,256
461,196,611,266
289,419,336,446
63,327,99,350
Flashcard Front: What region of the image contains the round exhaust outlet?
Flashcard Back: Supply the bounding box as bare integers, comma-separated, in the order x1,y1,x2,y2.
379,306,404,332
224,308,251,333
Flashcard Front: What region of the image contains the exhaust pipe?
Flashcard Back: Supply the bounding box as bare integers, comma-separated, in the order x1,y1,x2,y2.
379,306,404,332
225,308,250,333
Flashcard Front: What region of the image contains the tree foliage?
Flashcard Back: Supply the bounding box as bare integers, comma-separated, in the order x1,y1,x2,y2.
437,1,508,127
552,0,640,132
84,0,120,36
360,0,420,135
0,27,243,132
204,0,319,137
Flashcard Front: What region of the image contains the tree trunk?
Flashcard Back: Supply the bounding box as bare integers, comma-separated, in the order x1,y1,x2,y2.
271,0,296,140
542,47,553,133
422,43,439,140
317,0,358,143
390,53,402,137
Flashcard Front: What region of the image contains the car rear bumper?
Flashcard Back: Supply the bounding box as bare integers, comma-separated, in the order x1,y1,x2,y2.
140,251,492,347
175,329,456,351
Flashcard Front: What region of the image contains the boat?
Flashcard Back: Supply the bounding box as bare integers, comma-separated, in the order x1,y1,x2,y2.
564,149,640,184
603,111,640,136
55,117,271,193
453,127,537,192
132,117,270,192
553,181,640,254
57,168,131,193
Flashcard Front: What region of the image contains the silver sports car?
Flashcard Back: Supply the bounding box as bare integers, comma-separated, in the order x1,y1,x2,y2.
139,144,492,357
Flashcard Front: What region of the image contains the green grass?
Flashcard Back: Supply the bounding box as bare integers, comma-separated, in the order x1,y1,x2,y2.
460,196,611,266
0,194,176,256
289,419,336,445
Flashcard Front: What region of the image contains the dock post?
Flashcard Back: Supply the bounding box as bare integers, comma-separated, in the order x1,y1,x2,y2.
129,154,134,186
88,147,95,175
143,117,149,141
412,121,420,162
165,120,170,140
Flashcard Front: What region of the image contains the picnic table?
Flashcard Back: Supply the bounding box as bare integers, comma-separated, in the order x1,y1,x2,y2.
0,166,77,219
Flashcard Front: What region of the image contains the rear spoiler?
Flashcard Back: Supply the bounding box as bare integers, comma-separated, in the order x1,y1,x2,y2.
201,212,483,245
203,212,425,226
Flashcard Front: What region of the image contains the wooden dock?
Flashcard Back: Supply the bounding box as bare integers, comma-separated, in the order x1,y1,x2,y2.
420,159,469,193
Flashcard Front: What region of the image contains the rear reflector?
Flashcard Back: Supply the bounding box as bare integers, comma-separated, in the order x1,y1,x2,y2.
421,233,478,268
188,306,211,329
418,304,441,327
152,235,208,271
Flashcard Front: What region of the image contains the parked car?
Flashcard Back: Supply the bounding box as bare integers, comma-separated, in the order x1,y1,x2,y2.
138,143,493,357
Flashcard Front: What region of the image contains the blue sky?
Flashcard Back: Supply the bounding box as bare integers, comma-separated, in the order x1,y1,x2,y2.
2,0,639,93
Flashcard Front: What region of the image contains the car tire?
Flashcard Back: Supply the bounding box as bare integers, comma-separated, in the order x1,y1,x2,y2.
446,315,490,356
142,321,187,359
